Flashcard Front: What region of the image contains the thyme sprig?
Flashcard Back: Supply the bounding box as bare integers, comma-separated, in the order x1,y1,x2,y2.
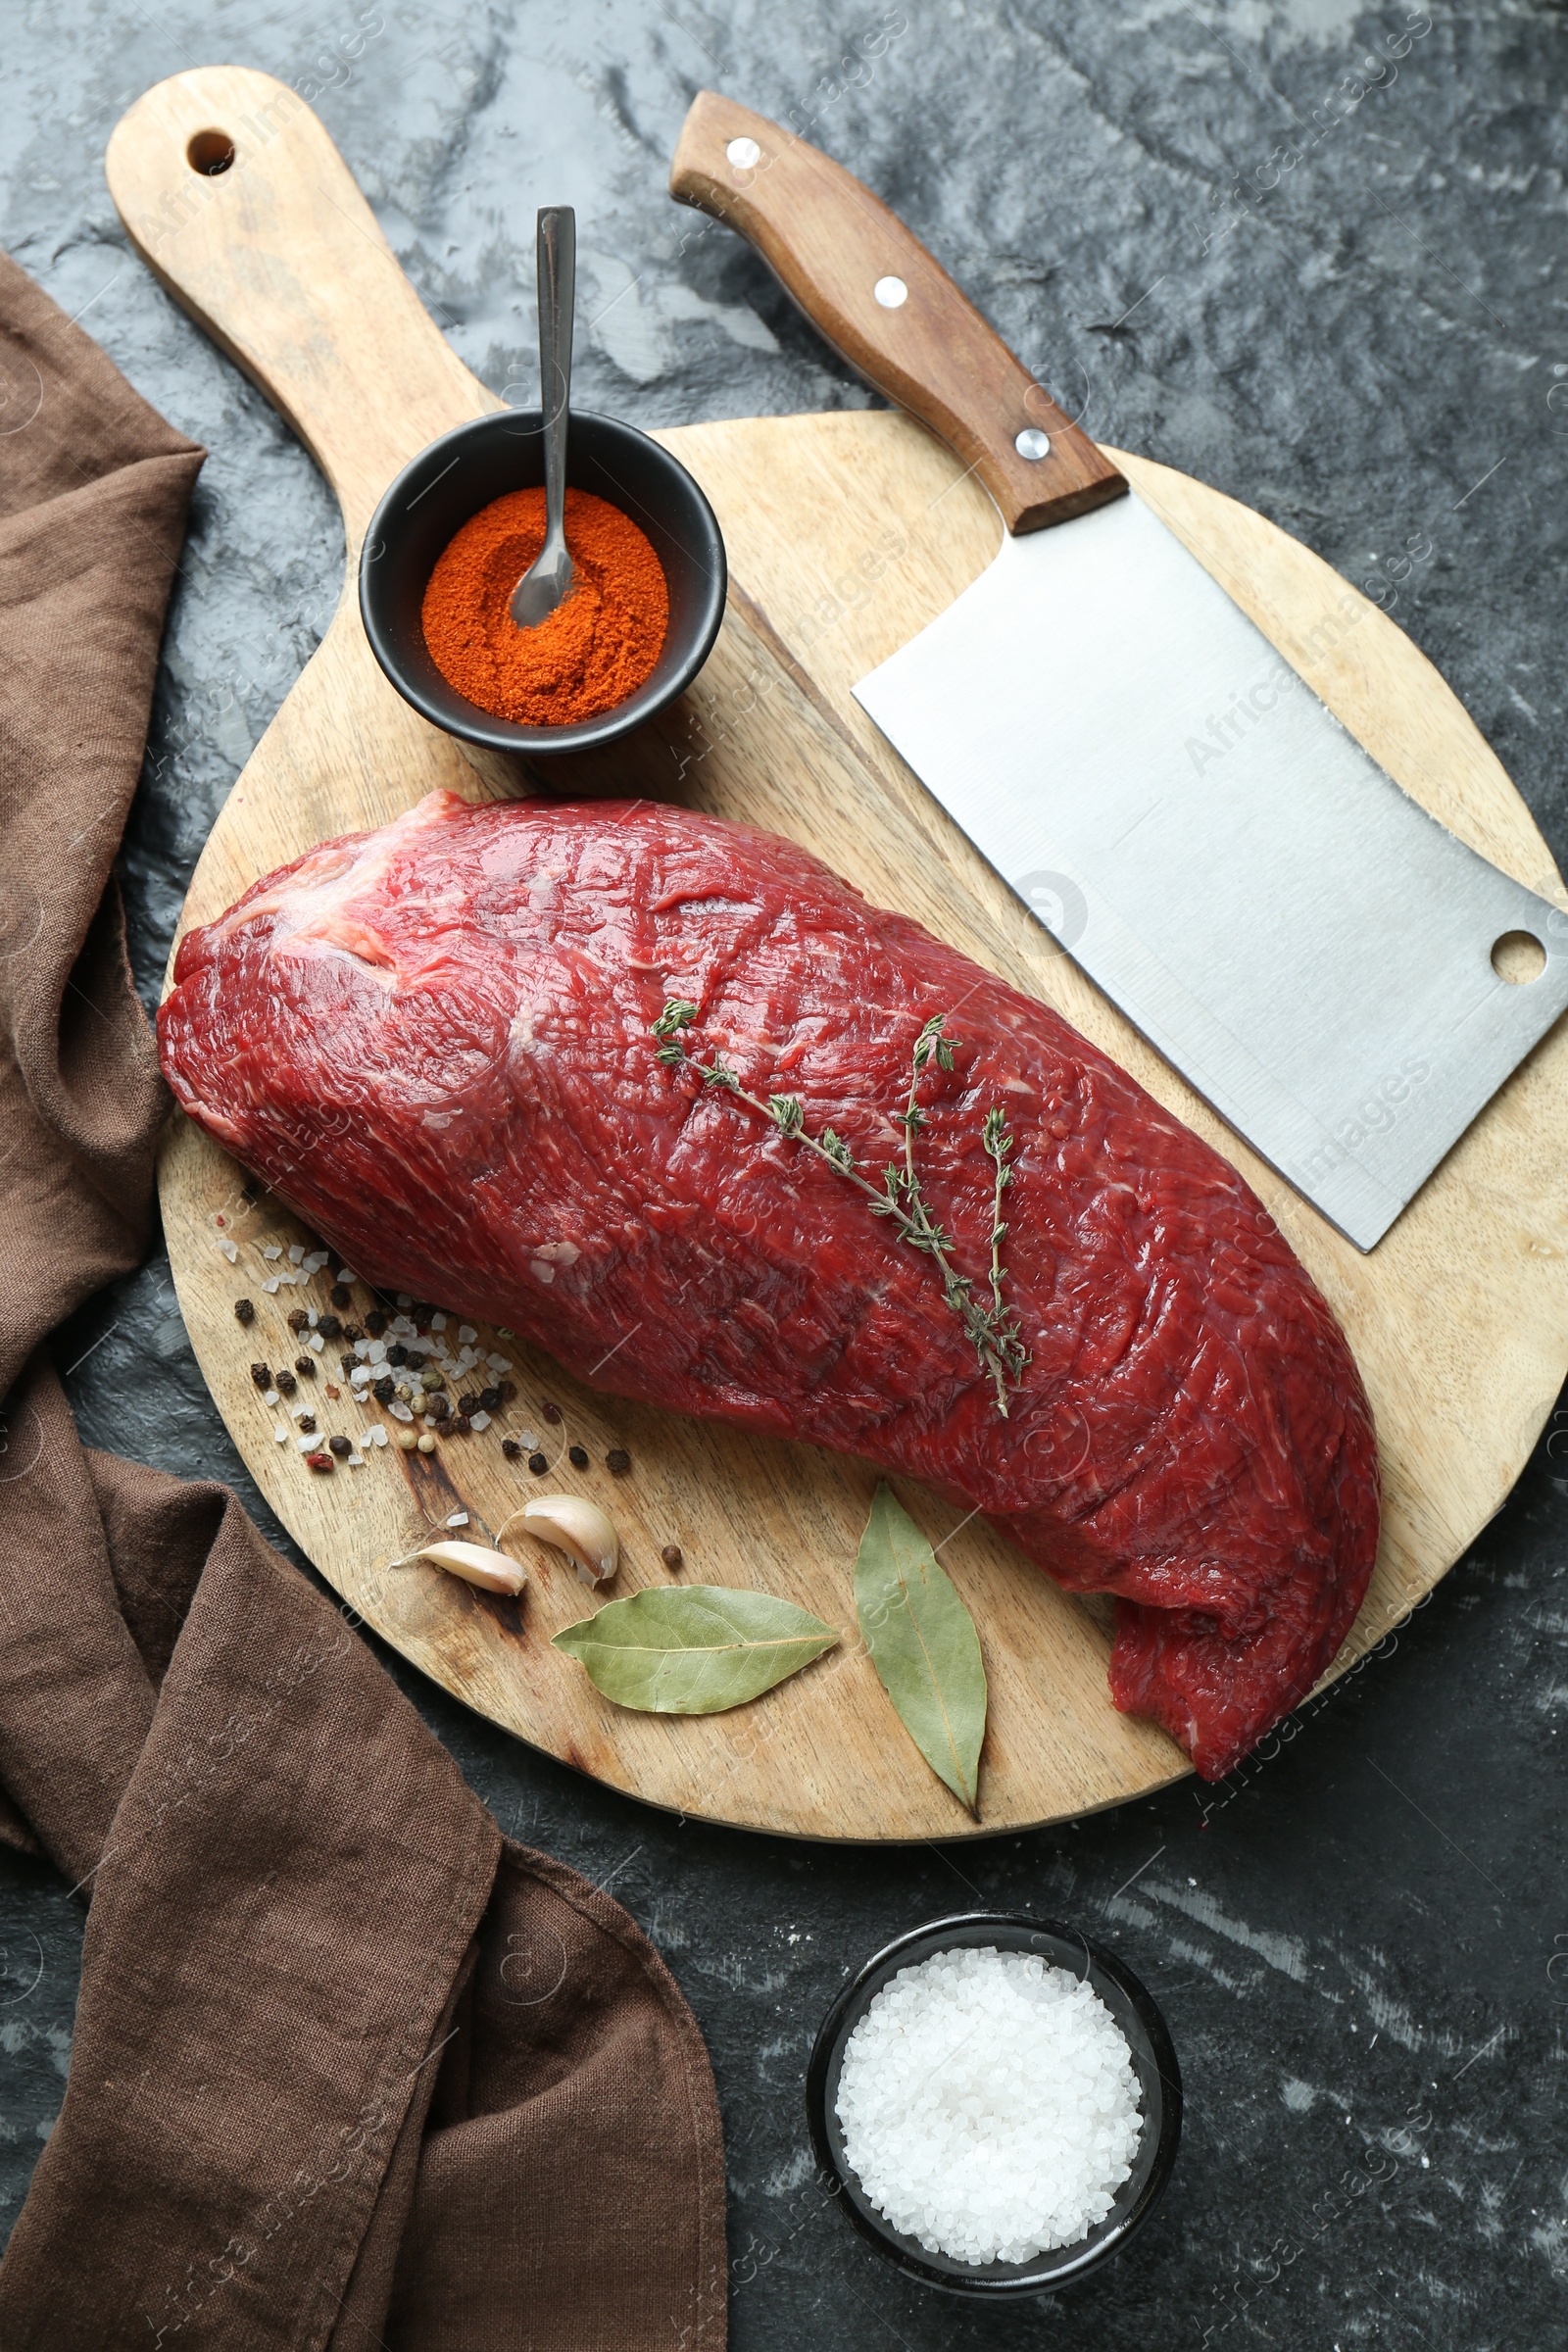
654,1001,1028,1415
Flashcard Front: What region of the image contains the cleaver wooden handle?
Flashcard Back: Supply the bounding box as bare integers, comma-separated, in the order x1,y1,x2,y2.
106,67,492,549
670,92,1126,535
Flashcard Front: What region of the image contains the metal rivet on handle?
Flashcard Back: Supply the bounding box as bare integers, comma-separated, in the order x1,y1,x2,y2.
726,136,760,169
873,276,908,309
1015,427,1052,461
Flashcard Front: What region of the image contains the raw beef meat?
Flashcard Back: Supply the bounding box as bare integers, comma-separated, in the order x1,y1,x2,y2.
160,790,1380,1778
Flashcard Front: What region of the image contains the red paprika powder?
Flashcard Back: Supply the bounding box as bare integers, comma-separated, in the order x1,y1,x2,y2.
421,486,668,726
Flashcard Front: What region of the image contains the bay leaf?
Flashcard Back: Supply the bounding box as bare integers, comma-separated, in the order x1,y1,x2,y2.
553,1585,839,1713
854,1483,987,1816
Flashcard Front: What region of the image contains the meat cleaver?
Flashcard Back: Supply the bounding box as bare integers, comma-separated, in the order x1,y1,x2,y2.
670,94,1568,1250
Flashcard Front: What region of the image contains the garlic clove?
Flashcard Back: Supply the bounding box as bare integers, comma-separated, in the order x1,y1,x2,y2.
498,1494,619,1586
389,1540,527,1597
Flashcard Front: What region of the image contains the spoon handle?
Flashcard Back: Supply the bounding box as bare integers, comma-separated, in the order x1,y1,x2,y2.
537,206,576,542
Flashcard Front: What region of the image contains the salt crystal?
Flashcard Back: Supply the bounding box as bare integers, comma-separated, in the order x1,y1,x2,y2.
262,1246,282,1261
303,1250,328,1273
217,1239,238,1262
389,1401,414,1422
263,1279,280,1295
347,1450,365,1466
390,1314,414,1337
367,1341,386,1364
296,1434,314,1452
287,1245,305,1265
309,1333,324,1353
431,1311,447,1331
458,1324,477,1345
397,1293,413,1308
306,1309,318,1329
368,1428,389,1448
273,1427,288,1445
834,1945,1143,2267
444,1510,468,1529
485,1352,511,1372
517,1429,538,1450
278,1272,298,1287
354,1339,370,1360
350,1366,370,1388
264,1390,280,1407
469,1410,491,1432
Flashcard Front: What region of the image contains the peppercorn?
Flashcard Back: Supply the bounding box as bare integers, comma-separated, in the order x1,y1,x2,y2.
275,1370,297,1396
365,1309,388,1337
458,1395,485,1419
306,1450,333,1473
478,1386,501,1412
234,1298,256,1326
295,1355,317,1378
395,1428,417,1451
568,1445,588,1470
541,1400,563,1424
250,1362,270,1389
606,1447,631,1476
453,1413,472,1435
405,1349,426,1371
328,1283,351,1308
427,1395,451,1422
502,1437,521,1459
417,1433,436,1454
328,1434,351,1458
499,1378,516,1401
287,1306,309,1334
386,1343,408,1367
662,1544,683,1572
339,1353,357,1376
371,1376,394,1405
318,1312,342,1340
421,1366,445,1392
528,1451,548,1475
343,1324,364,1344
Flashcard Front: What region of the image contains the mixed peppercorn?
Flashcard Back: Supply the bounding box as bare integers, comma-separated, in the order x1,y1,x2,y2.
228,1231,681,1557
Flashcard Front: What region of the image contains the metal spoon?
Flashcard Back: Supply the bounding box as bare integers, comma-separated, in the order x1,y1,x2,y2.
510,206,576,628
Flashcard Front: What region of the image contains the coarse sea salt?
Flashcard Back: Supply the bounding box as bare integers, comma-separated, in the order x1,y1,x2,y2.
834,1946,1143,2268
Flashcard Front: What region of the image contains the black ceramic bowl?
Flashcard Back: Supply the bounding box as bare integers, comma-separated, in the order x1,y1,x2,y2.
806,1911,1181,2299
359,409,726,756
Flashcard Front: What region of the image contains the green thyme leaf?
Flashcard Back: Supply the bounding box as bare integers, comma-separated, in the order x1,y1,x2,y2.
553,1586,840,1713
854,1484,987,1816
769,1094,805,1138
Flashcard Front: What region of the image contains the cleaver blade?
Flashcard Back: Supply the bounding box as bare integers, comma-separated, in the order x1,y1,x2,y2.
670,92,1568,1249
854,490,1568,1250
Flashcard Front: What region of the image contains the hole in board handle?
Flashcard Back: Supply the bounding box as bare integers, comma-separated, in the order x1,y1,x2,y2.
1492,930,1546,984
186,129,236,176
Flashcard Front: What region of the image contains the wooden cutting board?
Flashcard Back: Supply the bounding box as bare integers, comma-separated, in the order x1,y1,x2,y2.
108,67,1568,1842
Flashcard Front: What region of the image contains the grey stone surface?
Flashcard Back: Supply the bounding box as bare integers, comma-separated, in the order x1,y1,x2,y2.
4,1,1568,2341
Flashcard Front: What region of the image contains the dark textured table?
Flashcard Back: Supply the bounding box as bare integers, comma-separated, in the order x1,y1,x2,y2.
4,4,1567,2342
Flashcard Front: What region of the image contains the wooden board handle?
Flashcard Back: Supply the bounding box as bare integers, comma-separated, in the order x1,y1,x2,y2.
670,93,1126,535
106,68,491,547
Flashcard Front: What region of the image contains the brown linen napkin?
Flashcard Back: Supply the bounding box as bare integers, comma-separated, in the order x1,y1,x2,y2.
0,249,725,2350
